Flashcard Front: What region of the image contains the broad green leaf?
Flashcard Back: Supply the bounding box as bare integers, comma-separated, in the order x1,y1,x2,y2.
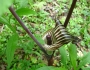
36,66,67,70
16,8,36,16
0,16,16,32
78,52,90,69
59,47,67,67
0,0,13,15
6,33,18,68
68,43,77,70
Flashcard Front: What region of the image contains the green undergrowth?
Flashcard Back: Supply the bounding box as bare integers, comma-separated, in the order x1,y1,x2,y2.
0,0,90,70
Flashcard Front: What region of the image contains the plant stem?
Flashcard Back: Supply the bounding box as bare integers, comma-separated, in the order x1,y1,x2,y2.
64,0,77,28
9,6,50,58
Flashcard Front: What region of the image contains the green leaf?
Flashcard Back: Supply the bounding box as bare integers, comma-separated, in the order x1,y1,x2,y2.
68,43,77,70
36,66,67,70
78,52,90,69
16,8,37,16
6,33,18,69
0,0,13,15
0,16,16,32
59,47,67,67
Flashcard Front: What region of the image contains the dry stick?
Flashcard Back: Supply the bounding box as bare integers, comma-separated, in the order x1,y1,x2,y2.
9,6,51,59
64,0,77,28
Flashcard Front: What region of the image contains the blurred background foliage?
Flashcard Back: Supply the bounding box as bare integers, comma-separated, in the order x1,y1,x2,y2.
0,0,90,70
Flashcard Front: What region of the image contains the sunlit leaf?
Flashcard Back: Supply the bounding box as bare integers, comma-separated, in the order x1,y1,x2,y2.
16,8,37,16
6,33,18,68
68,43,77,70
0,0,13,15
59,46,67,67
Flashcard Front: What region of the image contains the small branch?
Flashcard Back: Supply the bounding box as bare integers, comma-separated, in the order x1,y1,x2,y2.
9,6,50,58
64,0,77,28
